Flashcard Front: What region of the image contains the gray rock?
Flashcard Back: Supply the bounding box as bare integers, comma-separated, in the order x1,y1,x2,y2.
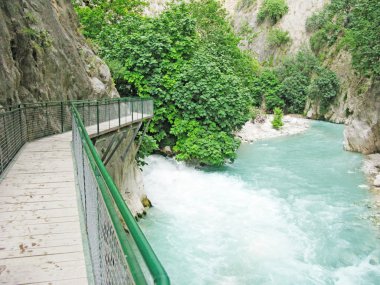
90,77,106,96
0,0,118,104
374,175,380,187
162,146,173,156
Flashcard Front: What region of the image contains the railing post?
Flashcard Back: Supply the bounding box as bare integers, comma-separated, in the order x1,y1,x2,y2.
3,116,9,165
60,101,64,133
131,100,134,122
96,101,99,135
141,100,144,119
19,105,24,143
45,103,48,137
118,100,121,126
82,102,85,126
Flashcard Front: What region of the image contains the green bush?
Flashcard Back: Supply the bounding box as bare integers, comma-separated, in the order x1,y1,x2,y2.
310,29,328,54
267,28,291,48
249,106,260,121
272,107,284,129
275,49,316,113
257,0,288,24
305,11,327,33
308,67,339,107
252,69,283,112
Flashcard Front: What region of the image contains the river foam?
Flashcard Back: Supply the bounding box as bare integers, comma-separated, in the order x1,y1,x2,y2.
140,122,380,285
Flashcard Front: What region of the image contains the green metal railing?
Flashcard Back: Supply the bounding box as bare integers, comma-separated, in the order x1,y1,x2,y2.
0,98,170,285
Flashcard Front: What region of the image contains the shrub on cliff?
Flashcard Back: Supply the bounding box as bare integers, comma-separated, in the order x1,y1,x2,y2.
257,0,288,24
267,28,291,48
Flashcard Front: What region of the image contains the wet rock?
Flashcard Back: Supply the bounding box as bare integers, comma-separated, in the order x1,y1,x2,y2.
162,146,173,156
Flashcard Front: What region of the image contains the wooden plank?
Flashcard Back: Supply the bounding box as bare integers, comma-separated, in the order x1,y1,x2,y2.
0,200,77,212
13,277,89,285
1,216,79,226
0,232,83,246
0,208,79,222
0,253,87,284
0,221,81,238
0,194,76,203
0,244,84,259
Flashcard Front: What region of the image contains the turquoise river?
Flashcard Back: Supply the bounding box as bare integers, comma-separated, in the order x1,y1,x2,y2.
139,121,380,285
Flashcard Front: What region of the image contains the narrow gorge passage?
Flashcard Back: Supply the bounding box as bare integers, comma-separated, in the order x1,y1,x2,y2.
140,122,380,285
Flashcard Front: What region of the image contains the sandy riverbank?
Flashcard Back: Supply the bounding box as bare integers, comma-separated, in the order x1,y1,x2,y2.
235,115,310,142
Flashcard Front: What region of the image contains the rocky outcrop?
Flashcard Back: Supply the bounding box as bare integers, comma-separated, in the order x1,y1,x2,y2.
0,0,118,106
305,50,380,155
363,154,380,190
224,0,328,61
235,114,309,142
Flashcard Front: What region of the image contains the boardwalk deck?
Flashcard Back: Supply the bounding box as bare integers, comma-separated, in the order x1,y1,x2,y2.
0,133,88,285
0,112,153,284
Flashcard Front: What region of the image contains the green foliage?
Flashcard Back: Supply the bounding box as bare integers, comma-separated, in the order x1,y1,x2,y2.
171,119,239,166
306,11,326,33
75,0,258,166
269,49,339,114
346,0,380,76
272,107,284,129
257,0,288,24
252,69,284,112
308,67,339,107
238,21,259,45
236,0,256,11
136,134,158,167
307,0,379,77
267,28,291,48
21,28,52,49
249,106,261,122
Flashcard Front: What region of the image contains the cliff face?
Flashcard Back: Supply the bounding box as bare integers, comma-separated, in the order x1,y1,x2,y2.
0,0,118,106
94,132,149,217
224,0,327,61
305,50,380,155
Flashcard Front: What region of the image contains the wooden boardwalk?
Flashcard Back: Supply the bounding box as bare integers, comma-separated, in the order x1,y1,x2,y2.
0,133,88,285
0,112,153,284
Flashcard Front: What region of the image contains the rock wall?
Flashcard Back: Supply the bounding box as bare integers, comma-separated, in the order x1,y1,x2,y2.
305,50,380,155
224,0,328,61
94,131,149,217
0,0,118,106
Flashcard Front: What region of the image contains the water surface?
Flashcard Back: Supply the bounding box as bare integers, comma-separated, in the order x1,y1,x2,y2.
140,121,380,284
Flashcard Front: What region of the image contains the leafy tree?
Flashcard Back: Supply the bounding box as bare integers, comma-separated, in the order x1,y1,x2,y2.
74,0,258,166
252,69,284,112
308,67,339,108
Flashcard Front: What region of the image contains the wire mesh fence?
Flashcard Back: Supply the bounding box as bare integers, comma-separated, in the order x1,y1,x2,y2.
73,115,138,285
